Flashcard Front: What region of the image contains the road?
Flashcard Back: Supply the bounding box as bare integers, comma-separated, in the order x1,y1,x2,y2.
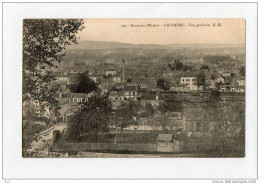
70,152,197,158
31,123,67,150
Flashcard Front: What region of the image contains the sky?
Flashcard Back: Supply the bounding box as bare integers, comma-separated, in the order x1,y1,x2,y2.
76,19,246,46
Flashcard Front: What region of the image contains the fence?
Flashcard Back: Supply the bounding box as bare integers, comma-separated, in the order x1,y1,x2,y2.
64,143,158,152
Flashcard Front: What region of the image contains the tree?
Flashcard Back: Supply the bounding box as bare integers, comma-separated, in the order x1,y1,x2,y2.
200,65,210,71
175,60,184,70
127,78,132,83
210,90,221,102
183,65,192,71
191,100,245,156
205,102,245,156
197,73,206,88
152,111,171,132
70,71,98,94
114,100,139,142
22,19,84,154
145,103,155,117
157,79,170,90
240,66,245,77
23,19,85,111
231,73,236,77
139,103,155,118
116,100,138,127
67,93,113,141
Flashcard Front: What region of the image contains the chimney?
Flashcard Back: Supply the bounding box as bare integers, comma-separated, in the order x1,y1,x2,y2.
122,59,125,84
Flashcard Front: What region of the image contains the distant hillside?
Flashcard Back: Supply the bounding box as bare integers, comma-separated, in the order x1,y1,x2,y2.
66,41,165,50
66,41,245,50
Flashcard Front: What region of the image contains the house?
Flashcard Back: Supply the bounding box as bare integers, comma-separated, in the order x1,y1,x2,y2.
55,73,69,82
208,80,217,89
219,85,231,92
215,76,225,83
156,134,181,152
237,79,245,86
139,83,149,90
237,86,245,93
222,71,231,77
89,76,98,83
230,86,238,92
101,78,116,89
99,84,110,94
180,77,203,91
180,77,197,86
109,90,124,102
112,76,122,83
124,85,140,100
69,93,88,103
170,84,189,92
105,70,117,76
179,57,203,64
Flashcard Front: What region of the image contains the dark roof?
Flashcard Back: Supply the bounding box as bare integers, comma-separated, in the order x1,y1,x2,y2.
124,86,138,91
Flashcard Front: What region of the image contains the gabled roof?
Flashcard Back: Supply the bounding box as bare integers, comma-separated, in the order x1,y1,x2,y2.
124,86,138,91
157,134,173,142
72,93,87,98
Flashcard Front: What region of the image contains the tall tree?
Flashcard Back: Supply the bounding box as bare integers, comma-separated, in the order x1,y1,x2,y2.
22,19,84,154
67,93,113,141
192,100,245,156
240,66,245,77
69,70,98,94
23,19,85,113
156,79,170,90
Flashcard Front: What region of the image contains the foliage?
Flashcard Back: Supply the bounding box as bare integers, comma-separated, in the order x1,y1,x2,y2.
209,90,221,102
183,65,193,71
157,101,182,114
116,100,138,127
139,103,155,118
69,71,98,94
149,111,171,132
23,19,85,111
22,19,84,154
67,93,113,142
200,65,210,71
231,73,236,77
197,73,206,87
240,66,245,77
211,75,216,80
204,55,233,64
193,101,245,156
156,79,170,90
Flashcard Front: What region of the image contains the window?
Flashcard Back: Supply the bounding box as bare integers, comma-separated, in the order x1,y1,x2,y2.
192,79,196,81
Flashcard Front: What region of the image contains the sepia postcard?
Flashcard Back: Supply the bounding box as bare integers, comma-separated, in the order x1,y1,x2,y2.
22,18,246,158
